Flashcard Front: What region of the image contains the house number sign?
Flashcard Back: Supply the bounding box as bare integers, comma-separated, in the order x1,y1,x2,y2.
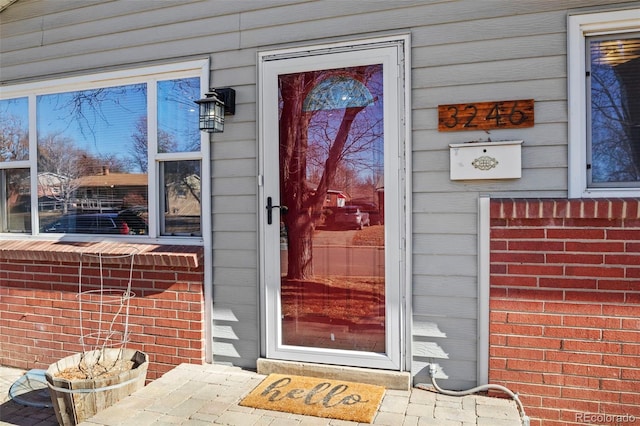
438,99,534,131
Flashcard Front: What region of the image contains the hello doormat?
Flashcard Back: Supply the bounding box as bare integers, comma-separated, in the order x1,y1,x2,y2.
239,373,385,423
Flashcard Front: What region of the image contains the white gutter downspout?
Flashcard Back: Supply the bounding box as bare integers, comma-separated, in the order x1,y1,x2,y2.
477,195,490,385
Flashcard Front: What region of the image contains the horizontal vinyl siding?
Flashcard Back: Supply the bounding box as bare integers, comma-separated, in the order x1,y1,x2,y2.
208,83,258,366
408,0,634,388
2,0,637,385
207,38,257,368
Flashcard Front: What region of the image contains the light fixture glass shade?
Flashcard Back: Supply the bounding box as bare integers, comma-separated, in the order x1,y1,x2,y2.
303,76,374,111
195,93,225,133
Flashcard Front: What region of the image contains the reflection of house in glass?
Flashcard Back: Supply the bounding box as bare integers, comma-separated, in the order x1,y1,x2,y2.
74,167,147,212
323,189,347,208
73,167,147,211
37,172,63,197
36,167,148,213
36,172,65,211
313,187,385,227
39,166,203,217
326,180,385,226
164,173,201,216
36,168,147,213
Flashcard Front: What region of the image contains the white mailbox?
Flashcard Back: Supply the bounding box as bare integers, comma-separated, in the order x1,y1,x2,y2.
449,140,523,180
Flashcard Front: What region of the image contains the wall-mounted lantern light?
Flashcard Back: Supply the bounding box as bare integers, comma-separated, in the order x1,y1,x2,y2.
195,88,236,133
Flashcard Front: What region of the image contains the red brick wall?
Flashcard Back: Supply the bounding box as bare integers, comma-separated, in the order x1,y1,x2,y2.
490,198,640,426
0,242,205,381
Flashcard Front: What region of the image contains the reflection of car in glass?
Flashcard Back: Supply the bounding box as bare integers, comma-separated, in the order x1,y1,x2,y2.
354,202,381,225
118,207,148,235
334,206,371,230
43,213,130,235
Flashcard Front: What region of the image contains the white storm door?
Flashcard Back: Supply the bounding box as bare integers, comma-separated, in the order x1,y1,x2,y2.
259,39,406,370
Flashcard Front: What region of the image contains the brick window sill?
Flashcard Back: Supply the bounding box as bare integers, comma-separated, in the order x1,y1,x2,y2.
0,240,202,268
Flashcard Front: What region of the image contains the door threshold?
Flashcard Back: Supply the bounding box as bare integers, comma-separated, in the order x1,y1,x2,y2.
257,358,410,391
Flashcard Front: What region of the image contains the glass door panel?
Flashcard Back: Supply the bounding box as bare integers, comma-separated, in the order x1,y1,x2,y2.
279,64,386,353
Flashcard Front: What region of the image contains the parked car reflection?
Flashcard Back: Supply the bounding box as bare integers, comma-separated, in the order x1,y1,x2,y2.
43,213,131,235
117,207,148,235
334,206,371,230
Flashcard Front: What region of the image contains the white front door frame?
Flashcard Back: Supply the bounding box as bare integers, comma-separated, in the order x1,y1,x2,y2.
257,34,412,372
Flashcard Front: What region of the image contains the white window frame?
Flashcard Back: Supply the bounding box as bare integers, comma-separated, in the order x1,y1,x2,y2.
568,8,640,198
0,60,210,244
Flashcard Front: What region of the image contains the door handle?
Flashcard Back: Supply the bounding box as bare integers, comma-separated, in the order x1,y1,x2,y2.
266,197,287,225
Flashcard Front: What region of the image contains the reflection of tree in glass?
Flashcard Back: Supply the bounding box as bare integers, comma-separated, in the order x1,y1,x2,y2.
158,78,201,153
52,85,146,145
130,116,176,173
307,90,383,202
279,65,383,279
590,45,640,183
38,134,89,214
0,112,29,162
37,132,128,214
